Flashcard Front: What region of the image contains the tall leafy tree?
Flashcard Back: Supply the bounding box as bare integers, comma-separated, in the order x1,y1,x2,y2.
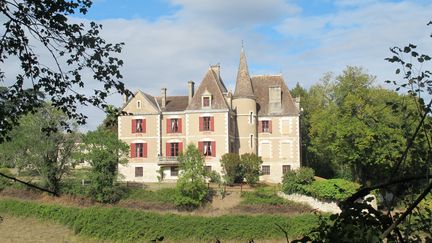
77,127,128,203
175,144,208,209
308,66,429,184
0,104,79,193
0,0,132,142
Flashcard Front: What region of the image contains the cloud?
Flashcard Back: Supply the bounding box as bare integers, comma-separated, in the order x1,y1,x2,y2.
169,0,300,28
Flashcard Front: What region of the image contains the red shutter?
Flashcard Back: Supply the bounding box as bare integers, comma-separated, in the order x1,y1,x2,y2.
179,142,183,155
210,117,214,131
166,119,170,133
211,141,216,157
166,142,170,156
142,119,146,133
199,117,203,131
198,141,203,154
258,121,262,133
143,143,147,158
178,118,182,133
130,143,136,158
269,120,272,133
132,119,136,133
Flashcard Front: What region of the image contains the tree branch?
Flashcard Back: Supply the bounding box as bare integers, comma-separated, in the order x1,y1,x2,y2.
381,180,432,239
0,171,58,196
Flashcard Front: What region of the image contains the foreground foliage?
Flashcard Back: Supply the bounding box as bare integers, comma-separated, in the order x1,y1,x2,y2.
175,144,208,209
0,199,320,241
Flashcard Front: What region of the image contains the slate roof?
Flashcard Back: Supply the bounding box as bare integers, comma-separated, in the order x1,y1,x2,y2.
186,68,229,110
234,48,255,98
251,75,299,116
156,96,189,112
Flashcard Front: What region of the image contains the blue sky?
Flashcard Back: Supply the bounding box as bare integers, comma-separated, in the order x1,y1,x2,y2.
66,0,432,130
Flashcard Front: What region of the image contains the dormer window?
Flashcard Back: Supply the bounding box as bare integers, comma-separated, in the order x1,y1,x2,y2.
203,97,210,107
201,89,212,108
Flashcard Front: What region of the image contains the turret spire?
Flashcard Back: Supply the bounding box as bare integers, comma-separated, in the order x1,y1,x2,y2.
234,46,255,98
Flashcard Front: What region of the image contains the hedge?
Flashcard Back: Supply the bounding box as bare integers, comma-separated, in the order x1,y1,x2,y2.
0,199,320,241
303,179,360,201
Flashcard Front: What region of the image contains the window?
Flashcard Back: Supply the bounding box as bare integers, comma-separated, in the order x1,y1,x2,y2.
135,167,143,177
170,167,178,177
131,143,147,158
203,141,212,156
249,112,253,124
136,143,144,157
170,143,179,157
170,119,179,133
203,96,210,107
203,117,211,131
137,100,141,109
282,165,291,175
262,165,270,175
136,119,143,132
204,166,212,173
250,134,254,149
132,119,146,133
262,121,269,132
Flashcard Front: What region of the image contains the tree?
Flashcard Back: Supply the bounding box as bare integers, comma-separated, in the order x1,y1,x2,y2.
77,127,129,203
174,144,208,209
0,104,78,193
308,66,429,184
240,153,262,185
0,0,132,143
220,153,242,185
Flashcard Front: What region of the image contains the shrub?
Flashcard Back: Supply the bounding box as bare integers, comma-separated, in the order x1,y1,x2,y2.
207,170,221,184
220,153,243,184
241,153,263,185
0,199,321,241
282,167,315,194
303,179,360,201
175,144,208,209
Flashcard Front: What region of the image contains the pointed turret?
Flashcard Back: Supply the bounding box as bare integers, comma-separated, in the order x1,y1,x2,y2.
234,48,255,98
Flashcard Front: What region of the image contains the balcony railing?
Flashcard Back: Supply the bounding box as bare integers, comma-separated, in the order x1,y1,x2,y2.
157,156,179,165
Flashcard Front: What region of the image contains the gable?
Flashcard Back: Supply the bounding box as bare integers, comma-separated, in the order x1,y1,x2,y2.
187,69,229,110
122,91,159,114
251,75,299,116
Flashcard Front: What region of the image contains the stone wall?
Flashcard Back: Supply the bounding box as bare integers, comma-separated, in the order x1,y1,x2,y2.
277,192,341,214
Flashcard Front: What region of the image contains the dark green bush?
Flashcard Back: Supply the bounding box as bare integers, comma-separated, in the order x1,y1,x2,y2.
303,179,360,201
0,199,321,241
282,167,315,194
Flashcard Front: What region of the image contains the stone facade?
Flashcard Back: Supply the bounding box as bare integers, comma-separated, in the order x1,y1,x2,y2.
118,49,301,183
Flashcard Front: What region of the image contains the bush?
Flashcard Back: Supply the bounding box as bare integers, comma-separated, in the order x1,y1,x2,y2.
207,170,221,184
282,167,315,194
241,153,263,185
303,179,360,201
175,144,208,209
220,153,243,184
0,198,321,241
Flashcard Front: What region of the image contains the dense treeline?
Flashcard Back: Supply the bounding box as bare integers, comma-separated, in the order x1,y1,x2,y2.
291,66,430,185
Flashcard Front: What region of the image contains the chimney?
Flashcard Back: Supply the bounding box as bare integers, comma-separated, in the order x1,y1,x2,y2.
161,88,167,109
188,81,195,104
122,93,129,105
294,97,301,111
210,64,220,80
